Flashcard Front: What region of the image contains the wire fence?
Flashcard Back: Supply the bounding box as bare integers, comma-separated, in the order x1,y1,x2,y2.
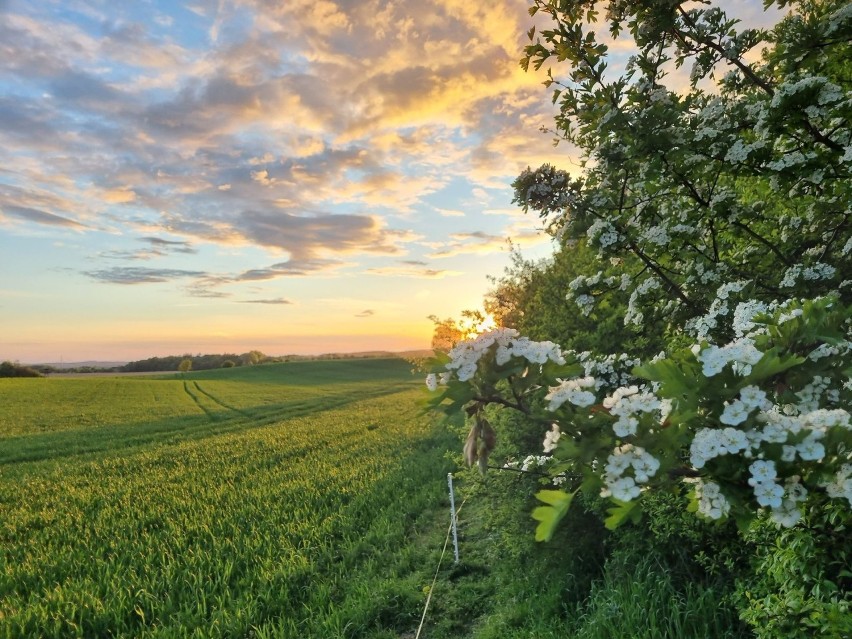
413,475,466,639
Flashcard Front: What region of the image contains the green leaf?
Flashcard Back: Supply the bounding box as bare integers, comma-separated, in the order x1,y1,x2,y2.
541,360,584,383
579,472,603,497
634,359,694,401
742,349,804,385
531,489,576,542
604,499,642,530
733,509,754,533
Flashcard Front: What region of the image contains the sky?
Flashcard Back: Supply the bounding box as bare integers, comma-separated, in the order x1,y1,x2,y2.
0,0,778,363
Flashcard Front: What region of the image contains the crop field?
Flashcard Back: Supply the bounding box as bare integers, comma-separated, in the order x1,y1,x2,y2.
0,359,458,638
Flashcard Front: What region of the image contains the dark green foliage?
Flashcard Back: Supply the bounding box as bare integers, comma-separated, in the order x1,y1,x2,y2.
735,498,852,638
121,352,248,372
429,0,850,635
0,361,42,377
485,241,668,358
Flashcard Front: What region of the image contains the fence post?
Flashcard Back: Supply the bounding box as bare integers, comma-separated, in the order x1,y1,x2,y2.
447,473,459,563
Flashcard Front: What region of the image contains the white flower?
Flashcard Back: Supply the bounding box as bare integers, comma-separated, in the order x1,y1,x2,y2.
601,444,659,502
720,400,750,426
610,476,641,501
603,385,639,409
543,424,562,453
748,460,777,486
739,386,767,409
770,500,803,527
425,374,438,392
795,435,825,461
545,377,597,411
824,464,852,506
695,480,731,519
753,480,784,508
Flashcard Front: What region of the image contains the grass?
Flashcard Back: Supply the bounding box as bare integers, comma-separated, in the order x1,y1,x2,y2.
0,359,457,638
0,358,754,637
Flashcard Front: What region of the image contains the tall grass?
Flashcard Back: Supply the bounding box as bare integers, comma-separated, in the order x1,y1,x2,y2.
0,361,455,638
567,553,745,639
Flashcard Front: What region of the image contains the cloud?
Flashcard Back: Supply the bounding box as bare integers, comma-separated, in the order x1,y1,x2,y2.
2,0,568,303
239,297,293,305
139,237,197,254
84,267,208,284
98,249,165,261
2,204,87,228
103,188,137,204
366,265,461,279
234,257,344,280
234,210,406,257
355,309,374,317
427,230,506,258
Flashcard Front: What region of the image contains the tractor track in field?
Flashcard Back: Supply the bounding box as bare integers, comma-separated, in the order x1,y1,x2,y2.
191,382,254,418
1,382,418,465
182,381,220,421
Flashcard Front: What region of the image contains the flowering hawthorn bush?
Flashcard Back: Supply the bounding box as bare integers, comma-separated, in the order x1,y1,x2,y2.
513,0,851,338
425,296,851,540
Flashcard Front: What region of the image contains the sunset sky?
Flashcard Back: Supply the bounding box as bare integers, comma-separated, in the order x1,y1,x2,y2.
0,0,776,363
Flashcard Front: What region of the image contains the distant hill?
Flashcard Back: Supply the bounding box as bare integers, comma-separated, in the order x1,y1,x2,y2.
307,349,433,360
36,361,127,369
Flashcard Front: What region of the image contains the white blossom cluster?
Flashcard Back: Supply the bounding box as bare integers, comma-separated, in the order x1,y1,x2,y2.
624,277,661,326
693,472,810,526
586,218,620,248
696,337,763,377
808,340,851,362
516,166,573,211
685,280,751,340
600,444,660,502
440,328,566,383
685,261,724,288
748,460,784,509
694,480,731,520
424,371,452,391
545,377,596,411
690,427,751,469
824,464,852,507
444,328,518,381
691,402,849,469
505,337,566,366
641,224,670,246
779,262,837,288
543,423,561,453
566,271,631,316
720,385,768,426
770,476,809,527
578,352,640,390
603,386,662,437
796,375,838,411
503,455,552,472
425,373,438,391
756,407,850,462
732,300,770,337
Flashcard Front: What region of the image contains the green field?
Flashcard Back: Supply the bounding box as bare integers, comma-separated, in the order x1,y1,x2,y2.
0,359,459,638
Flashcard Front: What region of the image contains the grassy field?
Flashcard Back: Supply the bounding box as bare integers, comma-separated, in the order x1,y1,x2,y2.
0,359,460,638
0,358,748,638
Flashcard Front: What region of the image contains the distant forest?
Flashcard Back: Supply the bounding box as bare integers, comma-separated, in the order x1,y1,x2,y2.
120,350,267,373
8,349,422,376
